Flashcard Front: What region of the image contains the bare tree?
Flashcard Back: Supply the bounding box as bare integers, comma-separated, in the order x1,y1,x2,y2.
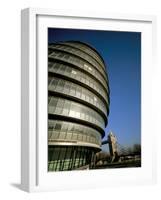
133,144,141,155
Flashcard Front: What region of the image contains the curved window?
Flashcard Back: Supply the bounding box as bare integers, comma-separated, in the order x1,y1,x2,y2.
48,62,109,104
48,120,102,146
48,146,95,171
61,42,106,70
49,44,108,80
49,51,108,91
48,97,105,130
48,77,108,116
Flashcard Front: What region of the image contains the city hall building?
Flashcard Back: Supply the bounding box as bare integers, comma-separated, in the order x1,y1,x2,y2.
48,41,110,171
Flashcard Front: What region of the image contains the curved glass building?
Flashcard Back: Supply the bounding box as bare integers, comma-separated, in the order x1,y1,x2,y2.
48,41,110,171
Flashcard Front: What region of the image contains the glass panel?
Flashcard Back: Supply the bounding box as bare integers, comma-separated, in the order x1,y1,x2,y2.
72,133,78,140
59,132,66,139
66,132,72,140
55,123,61,130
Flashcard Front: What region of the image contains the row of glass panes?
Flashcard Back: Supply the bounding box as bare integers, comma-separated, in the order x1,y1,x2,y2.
48,120,101,141
50,44,107,79
48,146,92,171
48,158,85,171
48,97,105,129
49,51,108,90
48,61,109,103
48,130,100,145
49,50,108,90
59,42,106,71
48,146,89,161
48,120,101,145
48,77,107,116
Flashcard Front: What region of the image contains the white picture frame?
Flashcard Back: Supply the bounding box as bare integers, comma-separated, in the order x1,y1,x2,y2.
21,8,157,192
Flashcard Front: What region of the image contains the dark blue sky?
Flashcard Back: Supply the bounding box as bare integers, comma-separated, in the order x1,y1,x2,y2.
48,28,141,151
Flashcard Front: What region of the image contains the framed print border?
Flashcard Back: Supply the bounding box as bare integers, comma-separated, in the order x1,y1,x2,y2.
21,8,157,192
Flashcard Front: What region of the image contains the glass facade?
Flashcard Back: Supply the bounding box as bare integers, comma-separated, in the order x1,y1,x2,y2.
48,120,101,146
48,62,109,105
48,77,108,116
49,44,108,82
48,41,110,171
48,97,105,130
48,146,95,171
49,51,108,92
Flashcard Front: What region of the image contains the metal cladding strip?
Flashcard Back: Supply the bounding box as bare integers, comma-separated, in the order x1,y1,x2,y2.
48,141,101,149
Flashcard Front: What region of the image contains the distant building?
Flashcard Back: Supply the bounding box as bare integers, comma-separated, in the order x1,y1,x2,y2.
48,41,110,171
108,132,118,157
